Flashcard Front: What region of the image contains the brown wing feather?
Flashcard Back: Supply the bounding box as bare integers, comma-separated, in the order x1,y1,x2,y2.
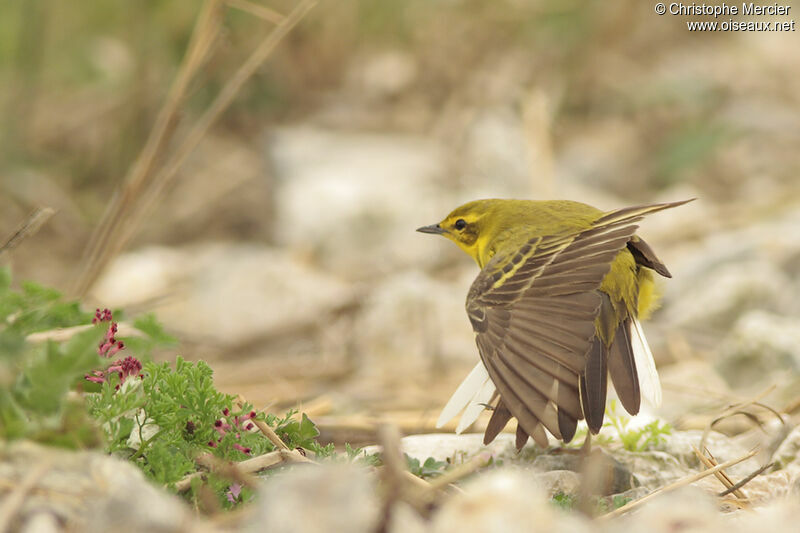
467,203,690,446
607,318,641,415
581,336,607,433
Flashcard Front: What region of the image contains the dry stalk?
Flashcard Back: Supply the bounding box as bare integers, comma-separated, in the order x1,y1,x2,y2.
717,462,773,497
692,446,747,502
699,385,784,452
236,395,290,451
74,0,225,296
598,449,758,521
25,322,143,344
174,447,313,493
115,0,317,264
74,0,316,297
0,207,55,255
424,451,492,492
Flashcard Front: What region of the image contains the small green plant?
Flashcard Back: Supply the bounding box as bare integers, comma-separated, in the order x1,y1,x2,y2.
0,268,99,446
405,454,449,479
603,400,672,452
0,269,352,509
345,442,381,467
551,491,631,513
551,491,576,510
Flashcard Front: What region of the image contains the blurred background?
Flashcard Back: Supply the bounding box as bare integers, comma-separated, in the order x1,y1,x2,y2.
2,0,800,444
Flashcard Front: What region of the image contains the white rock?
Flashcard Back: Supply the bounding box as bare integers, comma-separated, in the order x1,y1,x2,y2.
605,487,722,533
91,243,354,346
431,469,590,533
266,125,450,278
354,269,477,374
716,311,800,388
249,463,379,533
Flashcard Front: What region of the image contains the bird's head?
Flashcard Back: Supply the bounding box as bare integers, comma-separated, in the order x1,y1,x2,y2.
417,199,500,265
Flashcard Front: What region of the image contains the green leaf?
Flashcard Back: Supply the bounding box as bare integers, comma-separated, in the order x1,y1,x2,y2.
0,267,11,290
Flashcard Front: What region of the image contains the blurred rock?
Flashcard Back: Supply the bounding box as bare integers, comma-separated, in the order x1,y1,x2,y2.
606,487,722,533
531,470,581,498
655,359,733,426
459,106,537,197
249,463,379,533
662,207,800,332
664,259,790,331
0,441,194,533
266,125,450,279
730,498,800,533
431,469,590,533
91,243,355,347
557,118,643,197
19,511,60,533
532,450,633,496
84,452,194,533
354,269,477,378
142,135,274,244
345,50,418,100
363,433,517,464
770,424,800,474
388,501,429,533
716,311,800,389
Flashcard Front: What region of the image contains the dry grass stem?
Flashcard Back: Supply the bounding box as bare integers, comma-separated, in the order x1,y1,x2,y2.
195,453,260,489
700,386,784,451
25,322,143,344
74,0,225,296
174,471,205,493
598,449,758,521
0,207,55,255
236,395,290,450
174,447,314,492
717,462,773,497
117,0,317,262
425,451,492,491
692,446,747,503
75,0,315,298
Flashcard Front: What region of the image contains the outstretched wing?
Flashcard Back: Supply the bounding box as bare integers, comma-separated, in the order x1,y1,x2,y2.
467,200,689,446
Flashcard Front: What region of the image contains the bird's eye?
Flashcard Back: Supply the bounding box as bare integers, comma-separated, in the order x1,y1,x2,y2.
454,219,467,231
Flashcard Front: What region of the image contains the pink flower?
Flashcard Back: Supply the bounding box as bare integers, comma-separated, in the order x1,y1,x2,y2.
85,370,107,384
92,308,113,324
232,443,251,455
226,483,243,503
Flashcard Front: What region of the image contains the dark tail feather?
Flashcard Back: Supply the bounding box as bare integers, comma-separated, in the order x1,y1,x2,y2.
515,424,529,450
558,407,578,443
581,337,607,434
483,399,512,445
607,318,641,415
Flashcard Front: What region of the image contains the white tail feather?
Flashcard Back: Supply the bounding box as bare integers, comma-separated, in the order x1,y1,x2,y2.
456,377,496,433
436,362,491,428
632,318,662,407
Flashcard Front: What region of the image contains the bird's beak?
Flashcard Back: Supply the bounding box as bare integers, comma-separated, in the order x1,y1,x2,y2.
416,224,446,235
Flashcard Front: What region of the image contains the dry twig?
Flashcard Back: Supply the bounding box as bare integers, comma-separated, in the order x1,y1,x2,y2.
598,449,758,521
0,207,55,255
692,446,747,503
699,385,784,452
174,447,314,493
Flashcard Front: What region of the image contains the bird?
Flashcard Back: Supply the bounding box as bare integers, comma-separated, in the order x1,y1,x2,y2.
417,198,692,450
